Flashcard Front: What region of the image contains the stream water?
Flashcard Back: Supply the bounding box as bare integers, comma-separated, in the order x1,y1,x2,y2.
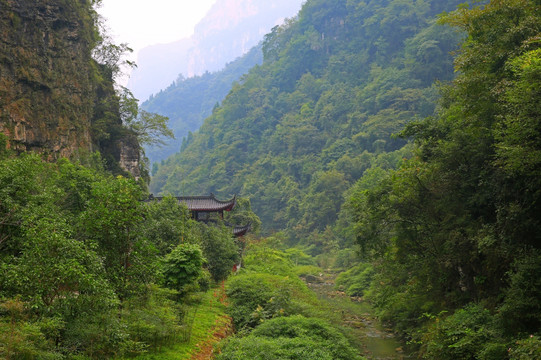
305,273,411,360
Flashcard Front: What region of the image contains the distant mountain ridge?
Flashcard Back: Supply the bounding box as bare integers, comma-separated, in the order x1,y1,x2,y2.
128,0,304,102
141,45,263,164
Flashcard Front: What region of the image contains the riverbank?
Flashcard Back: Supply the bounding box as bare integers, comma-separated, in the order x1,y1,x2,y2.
304,272,410,360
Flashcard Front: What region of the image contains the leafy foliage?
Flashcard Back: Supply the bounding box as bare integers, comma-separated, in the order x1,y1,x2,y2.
217,316,363,360
343,0,541,356
163,243,205,293
335,262,374,297
150,0,464,242
420,304,506,360
0,153,247,358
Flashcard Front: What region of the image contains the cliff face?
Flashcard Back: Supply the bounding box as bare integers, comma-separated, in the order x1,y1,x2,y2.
0,0,97,158
0,0,141,178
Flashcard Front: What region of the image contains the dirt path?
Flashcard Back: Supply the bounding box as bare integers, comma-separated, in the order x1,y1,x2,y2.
188,284,233,360
304,272,410,360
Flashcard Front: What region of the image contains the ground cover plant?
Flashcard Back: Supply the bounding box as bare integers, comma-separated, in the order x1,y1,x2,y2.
0,148,247,359
217,240,365,359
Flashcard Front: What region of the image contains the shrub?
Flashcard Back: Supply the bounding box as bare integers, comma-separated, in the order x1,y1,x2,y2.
122,285,181,352
284,248,316,266
420,304,503,360
200,224,239,282
216,336,336,360
294,265,323,277
499,251,541,335
335,262,374,297
333,248,359,269
243,245,295,276
508,335,541,360
226,273,293,330
162,243,205,294
216,316,364,360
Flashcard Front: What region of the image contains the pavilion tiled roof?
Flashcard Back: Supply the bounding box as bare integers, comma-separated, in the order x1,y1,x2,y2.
148,194,236,212
232,223,251,237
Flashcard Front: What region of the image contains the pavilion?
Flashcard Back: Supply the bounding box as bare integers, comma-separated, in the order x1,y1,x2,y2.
147,193,250,237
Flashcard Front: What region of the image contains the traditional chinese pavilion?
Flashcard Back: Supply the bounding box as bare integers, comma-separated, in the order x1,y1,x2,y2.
147,194,250,237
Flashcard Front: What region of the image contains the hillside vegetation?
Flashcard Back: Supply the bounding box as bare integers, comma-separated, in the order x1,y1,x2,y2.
142,45,263,164
150,0,464,242
150,0,541,358
1,0,540,359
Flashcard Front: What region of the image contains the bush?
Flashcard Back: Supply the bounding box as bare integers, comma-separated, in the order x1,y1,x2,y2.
226,273,293,330
216,316,364,360
335,262,374,297
509,335,541,360
284,248,316,266
294,265,323,277
243,245,295,276
252,315,361,359
333,248,359,269
162,243,205,294
420,304,504,360
499,251,541,335
200,224,239,282
216,336,337,360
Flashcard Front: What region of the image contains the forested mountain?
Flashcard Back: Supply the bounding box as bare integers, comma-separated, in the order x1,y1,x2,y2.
2,0,540,358
128,0,304,102
344,1,541,356
151,0,464,240
0,1,253,358
142,45,263,164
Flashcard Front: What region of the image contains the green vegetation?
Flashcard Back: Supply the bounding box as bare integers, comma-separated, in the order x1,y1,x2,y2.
149,0,540,358
143,45,263,164
118,289,232,360
217,316,361,360
0,149,249,359
150,0,464,243
217,241,365,360
2,0,540,358
341,0,541,357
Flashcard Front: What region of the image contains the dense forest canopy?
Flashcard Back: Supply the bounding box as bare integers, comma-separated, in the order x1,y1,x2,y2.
345,1,541,357
1,0,540,358
148,0,541,357
150,0,465,243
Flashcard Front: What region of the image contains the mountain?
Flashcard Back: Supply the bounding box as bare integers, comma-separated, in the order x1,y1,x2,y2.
141,45,263,164
128,0,304,102
150,0,464,238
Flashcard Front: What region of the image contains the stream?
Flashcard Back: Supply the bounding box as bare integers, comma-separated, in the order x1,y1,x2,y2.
304,273,411,360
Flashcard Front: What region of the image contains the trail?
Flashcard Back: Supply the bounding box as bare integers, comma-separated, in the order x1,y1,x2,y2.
304,272,411,360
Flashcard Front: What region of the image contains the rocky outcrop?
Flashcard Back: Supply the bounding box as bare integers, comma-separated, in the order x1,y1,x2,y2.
118,133,141,181
0,0,97,159
0,0,142,178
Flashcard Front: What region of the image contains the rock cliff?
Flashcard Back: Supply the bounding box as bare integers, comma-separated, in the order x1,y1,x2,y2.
0,0,141,177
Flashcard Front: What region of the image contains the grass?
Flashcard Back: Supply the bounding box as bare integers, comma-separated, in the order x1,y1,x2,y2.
119,285,232,360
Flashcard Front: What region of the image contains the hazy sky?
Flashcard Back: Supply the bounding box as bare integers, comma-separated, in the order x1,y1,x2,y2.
98,0,217,56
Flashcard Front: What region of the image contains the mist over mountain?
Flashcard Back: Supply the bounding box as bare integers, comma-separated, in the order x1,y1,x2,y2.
142,45,263,164
128,0,304,102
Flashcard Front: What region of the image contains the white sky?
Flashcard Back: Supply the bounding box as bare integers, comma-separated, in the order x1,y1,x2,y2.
97,0,217,56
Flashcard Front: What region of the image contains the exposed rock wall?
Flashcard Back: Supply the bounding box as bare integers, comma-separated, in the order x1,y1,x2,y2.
0,0,97,158
0,0,142,178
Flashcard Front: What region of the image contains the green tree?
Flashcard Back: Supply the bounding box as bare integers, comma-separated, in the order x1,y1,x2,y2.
79,176,154,299
162,243,205,293
200,224,239,282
